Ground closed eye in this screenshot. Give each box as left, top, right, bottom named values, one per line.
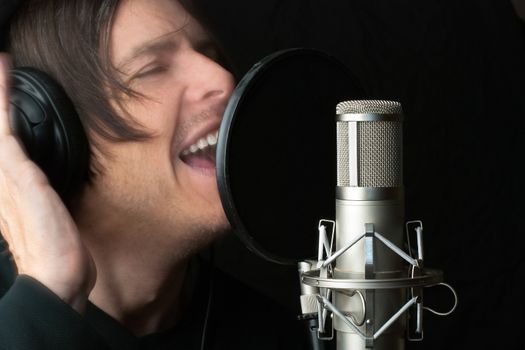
left=134, top=64, right=170, bottom=79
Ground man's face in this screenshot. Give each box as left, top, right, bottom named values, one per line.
left=89, top=0, right=235, bottom=250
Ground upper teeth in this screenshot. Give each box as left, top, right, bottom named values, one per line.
left=182, top=130, right=219, bottom=156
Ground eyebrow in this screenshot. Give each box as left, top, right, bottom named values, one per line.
left=117, top=31, right=180, bottom=70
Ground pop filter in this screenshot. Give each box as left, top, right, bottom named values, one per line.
left=217, top=48, right=365, bottom=265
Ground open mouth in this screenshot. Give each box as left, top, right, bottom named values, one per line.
left=180, top=130, right=219, bottom=170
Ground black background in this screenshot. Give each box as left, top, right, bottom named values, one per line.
left=1, top=0, right=525, bottom=348
left=193, top=0, right=525, bottom=349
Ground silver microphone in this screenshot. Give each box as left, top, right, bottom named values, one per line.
left=334, top=100, right=405, bottom=350
left=298, top=100, right=456, bottom=350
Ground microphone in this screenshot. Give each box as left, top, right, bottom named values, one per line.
left=334, top=100, right=405, bottom=349
left=298, top=100, right=457, bottom=350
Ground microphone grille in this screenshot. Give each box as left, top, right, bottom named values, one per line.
left=336, top=100, right=403, bottom=188
left=336, top=100, right=403, bottom=115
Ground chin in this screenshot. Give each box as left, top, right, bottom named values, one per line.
left=185, top=200, right=230, bottom=235
left=208, top=204, right=231, bottom=234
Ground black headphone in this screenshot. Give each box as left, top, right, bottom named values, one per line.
left=1, top=0, right=90, bottom=200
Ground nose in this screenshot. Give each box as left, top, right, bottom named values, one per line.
left=183, top=50, right=236, bottom=107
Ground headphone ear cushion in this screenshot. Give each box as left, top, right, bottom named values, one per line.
left=8, top=67, right=90, bottom=199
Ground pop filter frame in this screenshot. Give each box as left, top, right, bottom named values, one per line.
left=217, top=48, right=366, bottom=265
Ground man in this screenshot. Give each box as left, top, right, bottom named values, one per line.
left=0, top=0, right=305, bottom=348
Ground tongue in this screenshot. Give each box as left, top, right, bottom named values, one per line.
left=181, top=152, right=216, bottom=169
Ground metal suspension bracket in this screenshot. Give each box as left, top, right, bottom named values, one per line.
left=299, top=219, right=458, bottom=346
left=406, top=221, right=424, bottom=341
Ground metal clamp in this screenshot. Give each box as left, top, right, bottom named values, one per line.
left=301, top=267, right=443, bottom=290
left=300, top=219, right=457, bottom=345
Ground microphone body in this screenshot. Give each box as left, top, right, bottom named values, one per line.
left=334, top=101, right=405, bottom=349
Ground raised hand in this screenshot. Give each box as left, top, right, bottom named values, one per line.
left=0, top=54, right=96, bottom=314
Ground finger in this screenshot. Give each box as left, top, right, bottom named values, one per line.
left=0, top=133, right=34, bottom=172
left=0, top=54, right=13, bottom=136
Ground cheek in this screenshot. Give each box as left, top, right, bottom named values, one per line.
left=98, top=141, right=176, bottom=199
left=124, top=90, right=182, bottom=138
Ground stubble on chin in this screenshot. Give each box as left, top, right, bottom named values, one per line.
left=168, top=209, right=231, bottom=257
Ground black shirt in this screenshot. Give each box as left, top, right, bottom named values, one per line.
left=0, top=261, right=307, bottom=350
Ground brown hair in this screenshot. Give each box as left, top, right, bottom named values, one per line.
left=8, top=0, right=233, bottom=177
left=8, top=0, right=151, bottom=175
